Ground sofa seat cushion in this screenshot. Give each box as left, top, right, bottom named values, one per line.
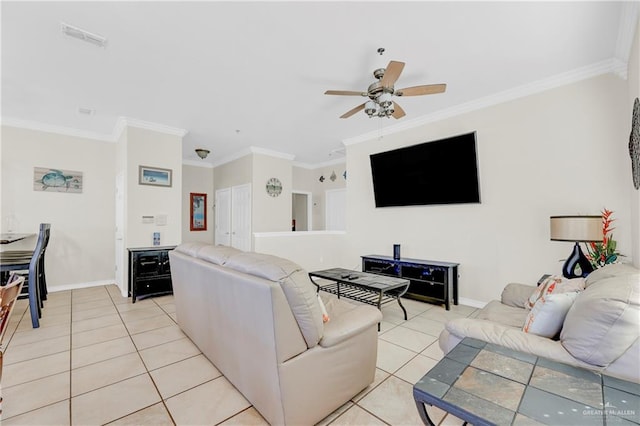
left=225, top=252, right=324, bottom=348
left=560, top=272, right=640, bottom=367
left=476, top=300, right=528, bottom=328
left=319, top=296, right=382, bottom=347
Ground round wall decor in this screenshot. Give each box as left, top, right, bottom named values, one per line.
left=266, top=177, right=282, bottom=197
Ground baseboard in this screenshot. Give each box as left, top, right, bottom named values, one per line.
left=48, top=280, right=116, bottom=293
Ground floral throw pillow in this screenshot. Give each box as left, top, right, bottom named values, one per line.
left=526, top=276, right=585, bottom=309
left=318, top=295, right=330, bottom=323
left=523, top=292, right=580, bottom=338
left=527, top=276, right=560, bottom=309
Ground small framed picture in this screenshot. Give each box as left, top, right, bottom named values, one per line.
left=139, top=166, right=172, bottom=187
left=190, top=193, right=207, bottom=231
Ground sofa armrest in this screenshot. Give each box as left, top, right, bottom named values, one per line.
left=501, top=283, right=536, bottom=308
left=440, top=318, right=598, bottom=370
left=319, top=305, right=382, bottom=347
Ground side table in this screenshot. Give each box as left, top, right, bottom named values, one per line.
left=413, top=337, right=640, bottom=425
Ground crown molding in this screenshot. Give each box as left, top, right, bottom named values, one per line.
left=343, top=59, right=616, bottom=146
left=249, top=146, right=296, bottom=161
left=293, top=157, right=346, bottom=170
left=1, top=117, right=115, bottom=142
left=612, top=2, right=640, bottom=79
left=183, top=159, right=214, bottom=168
left=212, top=146, right=295, bottom=168
left=114, top=117, right=188, bottom=139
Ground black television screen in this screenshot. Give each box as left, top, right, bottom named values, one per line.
left=370, top=132, right=480, bottom=207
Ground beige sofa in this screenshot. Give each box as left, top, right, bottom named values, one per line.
left=169, top=242, right=383, bottom=425
left=439, top=263, right=640, bottom=383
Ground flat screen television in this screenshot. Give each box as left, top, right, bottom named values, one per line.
left=369, top=132, right=480, bottom=207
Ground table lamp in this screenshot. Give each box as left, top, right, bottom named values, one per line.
left=550, top=215, right=602, bottom=278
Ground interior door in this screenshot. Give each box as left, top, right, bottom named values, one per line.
left=325, top=188, right=346, bottom=231
left=231, top=184, right=251, bottom=251
left=215, top=188, right=231, bottom=246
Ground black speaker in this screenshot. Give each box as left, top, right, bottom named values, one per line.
left=393, top=244, right=401, bottom=260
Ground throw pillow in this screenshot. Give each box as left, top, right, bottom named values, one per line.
left=318, top=295, right=330, bottom=323
left=523, top=291, right=580, bottom=338
left=526, top=276, right=585, bottom=309
left=526, top=275, right=560, bottom=309
left=554, top=277, right=586, bottom=294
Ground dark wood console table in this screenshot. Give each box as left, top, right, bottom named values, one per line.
left=361, top=255, right=459, bottom=310
left=128, top=246, right=176, bottom=303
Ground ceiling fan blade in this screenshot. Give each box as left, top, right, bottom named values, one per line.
left=325, top=90, right=366, bottom=96
left=380, top=61, right=405, bottom=88
left=391, top=102, right=406, bottom=119
left=340, top=103, right=365, bottom=119
left=395, top=84, right=447, bottom=97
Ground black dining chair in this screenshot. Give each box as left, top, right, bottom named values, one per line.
left=0, top=223, right=51, bottom=328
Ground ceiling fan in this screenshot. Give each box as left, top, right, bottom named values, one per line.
left=325, top=48, right=446, bottom=119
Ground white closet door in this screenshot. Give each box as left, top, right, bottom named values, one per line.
left=215, top=188, right=232, bottom=246
left=231, top=184, right=252, bottom=251
left=325, top=188, right=346, bottom=231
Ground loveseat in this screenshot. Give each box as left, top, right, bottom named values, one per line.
left=169, top=242, right=383, bottom=425
left=439, top=263, right=640, bottom=383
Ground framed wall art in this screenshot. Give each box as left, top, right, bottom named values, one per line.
left=33, top=167, right=83, bottom=193
left=190, top=192, right=207, bottom=231
left=139, top=166, right=172, bottom=187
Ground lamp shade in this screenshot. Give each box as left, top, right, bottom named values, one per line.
left=550, top=216, right=601, bottom=242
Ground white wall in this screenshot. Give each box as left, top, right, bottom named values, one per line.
left=252, top=154, right=292, bottom=233
left=123, top=126, right=183, bottom=249
left=254, top=231, right=348, bottom=271
left=345, top=73, right=632, bottom=305
left=1, top=126, right=116, bottom=288
left=292, top=162, right=346, bottom=231
left=182, top=164, right=214, bottom=243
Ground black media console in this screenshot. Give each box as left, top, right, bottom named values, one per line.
left=361, top=255, right=459, bottom=310
left=128, top=246, right=176, bottom=303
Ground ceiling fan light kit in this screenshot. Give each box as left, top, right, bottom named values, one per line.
left=325, top=48, right=446, bottom=120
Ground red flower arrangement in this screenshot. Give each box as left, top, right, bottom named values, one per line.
left=585, top=208, right=621, bottom=268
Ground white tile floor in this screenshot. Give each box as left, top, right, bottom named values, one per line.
left=1, top=285, right=478, bottom=425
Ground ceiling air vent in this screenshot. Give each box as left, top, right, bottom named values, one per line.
left=61, top=22, right=107, bottom=48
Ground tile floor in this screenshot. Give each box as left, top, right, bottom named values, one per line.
left=1, top=285, right=478, bottom=425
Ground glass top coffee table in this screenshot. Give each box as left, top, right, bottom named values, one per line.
left=413, top=337, right=640, bottom=425
left=309, top=267, right=409, bottom=330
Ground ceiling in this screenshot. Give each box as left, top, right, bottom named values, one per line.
left=1, top=1, right=637, bottom=167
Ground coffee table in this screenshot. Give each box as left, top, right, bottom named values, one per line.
left=308, top=268, right=410, bottom=329
left=413, top=337, right=640, bottom=425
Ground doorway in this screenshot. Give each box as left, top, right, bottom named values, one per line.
left=292, top=191, right=312, bottom=231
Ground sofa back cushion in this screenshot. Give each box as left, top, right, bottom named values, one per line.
left=175, top=242, right=208, bottom=257
left=225, top=252, right=324, bottom=348
left=560, top=271, right=640, bottom=367
left=585, top=263, right=639, bottom=287
left=197, top=245, right=242, bottom=265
